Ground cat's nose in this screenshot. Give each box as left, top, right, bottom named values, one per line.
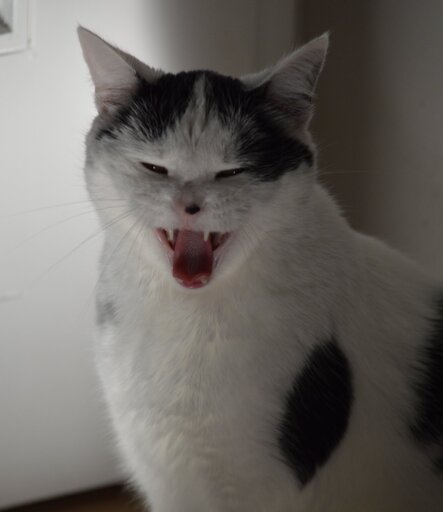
left=184, top=204, right=201, bottom=215
left=174, top=196, right=202, bottom=218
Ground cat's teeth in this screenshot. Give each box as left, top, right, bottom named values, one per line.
left=204, top=230, right=210, bottom=242
left=167, top=229, right=174, bottom=242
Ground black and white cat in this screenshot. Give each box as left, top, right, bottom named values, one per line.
left=78, top=27, right=443, bottom=512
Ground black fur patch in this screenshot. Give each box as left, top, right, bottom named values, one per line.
left=278, top=340, right=353, bottom=486
left=410, top=294, right=443, bottom=472
left=98, top=72, right=198, bottom=142
left=204, top=71, right=314, bottom=181
left=98, top=70, right=313, bottom=181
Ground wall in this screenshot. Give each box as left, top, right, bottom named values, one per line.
left=0, top=0, right=297, bottom=508
left=299, top=0, right=443, bottom=277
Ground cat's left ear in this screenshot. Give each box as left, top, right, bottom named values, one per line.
left=243, top=33, right=329, bottom=128
left=77, top=26, right=163, bottom=114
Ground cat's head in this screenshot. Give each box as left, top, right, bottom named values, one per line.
left=79, top=27, right=328, bottom=290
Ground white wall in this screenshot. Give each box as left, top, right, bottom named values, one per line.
left=0, top=0, right=297, bottom=508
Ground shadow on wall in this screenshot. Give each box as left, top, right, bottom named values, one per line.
left=139, top=0, right=257, bottom=75
left=297, top=0, right=375, bottom=232
left=139, top=0, right=297, bottom=76
left=298, top=0, right=443, bottom=277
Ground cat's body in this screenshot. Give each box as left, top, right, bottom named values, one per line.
left=78, top=28, right=443, bottom=511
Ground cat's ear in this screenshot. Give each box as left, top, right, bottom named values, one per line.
left=243, top=33, right=329, bottom=127
left=77, top=26, right=163, bottom=114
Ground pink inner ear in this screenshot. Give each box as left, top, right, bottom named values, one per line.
left=95, top=85, right=136, bottom=113
left=78, top=27, right=139, bottom=112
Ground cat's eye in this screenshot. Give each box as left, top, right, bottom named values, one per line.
left=215, top=168, right=245, bottom=179
left=141, top=162, right=168, bottom=176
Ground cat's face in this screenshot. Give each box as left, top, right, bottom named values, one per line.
left=80, top=28, right=327, bottom=289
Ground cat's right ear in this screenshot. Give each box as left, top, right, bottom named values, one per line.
left=242, top=33, right=329, bottom=128
left=77, top=27, right=162, bottom=114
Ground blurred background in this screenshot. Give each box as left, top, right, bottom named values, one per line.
left=0, top=0, right=442, bottom=510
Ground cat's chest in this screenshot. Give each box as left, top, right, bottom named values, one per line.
left=98, top=291, right=313, bottom=428
left=99, top=300, right=303, bottom=509
left=106, top=307, right=277, bottom=400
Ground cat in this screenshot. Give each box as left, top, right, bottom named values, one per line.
left=78, top=27, right=443, bottom=512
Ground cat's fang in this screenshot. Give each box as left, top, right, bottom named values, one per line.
left=156, top=228, right=230, bottom=255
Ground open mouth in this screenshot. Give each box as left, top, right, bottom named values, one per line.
left=156, top=229, right=230, bottom=289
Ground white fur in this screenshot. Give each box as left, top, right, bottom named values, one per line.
left=93, top=184, right=443, bottom=511
left=80, top=31, right=443, bottom=511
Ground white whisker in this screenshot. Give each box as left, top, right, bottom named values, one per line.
left=29, top=208, right=137, bottom=286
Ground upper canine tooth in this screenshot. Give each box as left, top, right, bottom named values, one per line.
left=204, top=230, right=210, bottom=242
left=167, top=229, right=174, bottom=242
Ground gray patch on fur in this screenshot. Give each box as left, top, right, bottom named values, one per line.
left=96, top=299, right=117, bottom=326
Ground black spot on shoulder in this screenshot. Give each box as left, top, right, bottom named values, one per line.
left=410, top=293, right=443, bottom=472
left=278, top=340, right=353, bottom=486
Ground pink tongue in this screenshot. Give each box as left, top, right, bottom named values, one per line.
left=173, top=230, right=213, bottom=288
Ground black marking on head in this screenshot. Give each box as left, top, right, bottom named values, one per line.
left=96, top=72, right=199, bottom=141
left=203, top=72, right=314, bottom=181
left=278, top=340, right=353, bottom=486
left=96, top=69, right=314, bottom=180
left=96, top=299, right=117, bottom=326
left=95, top=127, right=117, bottom=140
left=410, top=293, right=443, bottom=473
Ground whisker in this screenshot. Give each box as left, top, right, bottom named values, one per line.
left=5, top=205, right=129, bottom=256
left=29, top=208, right=137, bottom=286
left=125, top=217, right=145, bottom=270
left=6, top=198, right=126, bottom=218
left=78, top=214, right=144, bottom=320
left=136, top=211, right=149, bottom=288
left=320, top=168, right=370, bottom=176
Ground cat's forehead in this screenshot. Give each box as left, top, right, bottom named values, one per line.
left=126, top=70, right=251, bottom=138
left=123, top=71, right=256, bottom=172
left=157, top=70, right=253, bottom=125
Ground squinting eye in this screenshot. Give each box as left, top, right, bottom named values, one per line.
left=141, top=162, right=168, bottom=176
left=215, top=168, right=245, bottom=179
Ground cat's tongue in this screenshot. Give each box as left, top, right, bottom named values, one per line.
left=172, top=230, right=213, bottom=288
